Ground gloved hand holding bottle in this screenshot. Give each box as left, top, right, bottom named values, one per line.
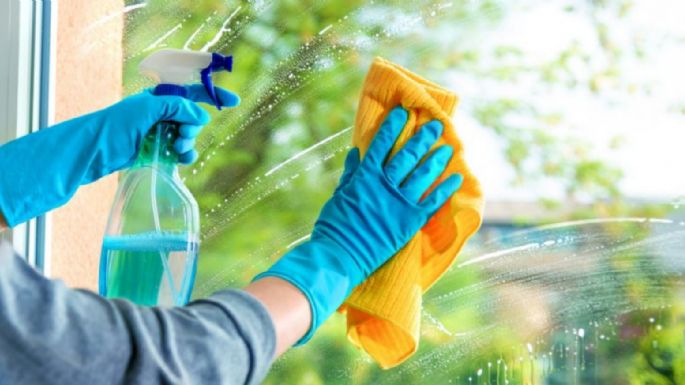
left=0, top=84, right=239, bottom=228
left=254, top=106, right=463, bottom=343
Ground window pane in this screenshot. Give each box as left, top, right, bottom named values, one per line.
left=118, top=1, right=685, bottom=383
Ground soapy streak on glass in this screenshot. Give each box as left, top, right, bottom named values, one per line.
left=363, top=220, right=685, bottom=384
left=189, top=1, right=485, bottom=161
left=200, top=127, right=352, bottom=240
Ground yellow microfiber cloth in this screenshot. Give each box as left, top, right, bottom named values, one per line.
left=341, top=57, right=484, bottom=368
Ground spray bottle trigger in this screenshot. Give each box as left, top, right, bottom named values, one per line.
left=200, top=53, right=233, bottom=111
left=153, top=84, right=188, bottom=98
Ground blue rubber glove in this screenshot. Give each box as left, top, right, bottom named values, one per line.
left=254, top=106, right=463, bottom=343
left=0, top=84, right=239, bottom=227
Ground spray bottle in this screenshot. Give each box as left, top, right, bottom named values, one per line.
left=99, top=49, right=233, bottom=306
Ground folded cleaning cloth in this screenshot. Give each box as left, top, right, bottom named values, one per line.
left=341, top=57, right=484, bottom=368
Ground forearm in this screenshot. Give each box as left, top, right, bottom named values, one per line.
left=0, top=241, right=276, bottom=385
left=0, top=207, right=309, bottom=360
left=244, top=277, right=312, bottom=356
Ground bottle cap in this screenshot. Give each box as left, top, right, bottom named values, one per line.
left=140, top=49, right=233, bottom=110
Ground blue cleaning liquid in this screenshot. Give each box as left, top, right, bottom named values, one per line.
left=99, top=232, right=198, bottom=306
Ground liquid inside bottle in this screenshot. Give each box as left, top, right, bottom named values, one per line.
left=99, top=122, right=200, bottom=306
left=101, top=232, right=198, bottom=306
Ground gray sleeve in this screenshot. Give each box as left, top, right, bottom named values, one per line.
left=0, top=241, right=276, bottom=385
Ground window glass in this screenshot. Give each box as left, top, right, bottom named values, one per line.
left=119, top=1, right=685, bottom=383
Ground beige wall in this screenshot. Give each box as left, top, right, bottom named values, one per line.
left=50, top=1, right=124, bottom=289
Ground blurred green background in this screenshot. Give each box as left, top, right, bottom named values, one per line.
left=120, top=0, right=685, bottom=383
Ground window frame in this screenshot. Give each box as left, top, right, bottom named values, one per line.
left=0, top=0, right=56, bottom=271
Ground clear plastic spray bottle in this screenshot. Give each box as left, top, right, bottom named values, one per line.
left=99, top=49, right=233, bottom=306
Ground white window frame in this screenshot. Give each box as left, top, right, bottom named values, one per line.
left=0, top=0, right=56, bottom=271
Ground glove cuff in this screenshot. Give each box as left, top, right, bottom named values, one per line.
left=253, top=237, right=364, bottom=345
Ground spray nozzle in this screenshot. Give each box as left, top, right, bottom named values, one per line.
left=201, top=53, right=233, bottom=110
left=139, top=49, right=233, bottom=110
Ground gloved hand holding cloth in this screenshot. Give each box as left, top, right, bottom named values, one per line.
left=255, top=104, right=462, bottom=342
left=256, top=57, right=483, bottom=367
